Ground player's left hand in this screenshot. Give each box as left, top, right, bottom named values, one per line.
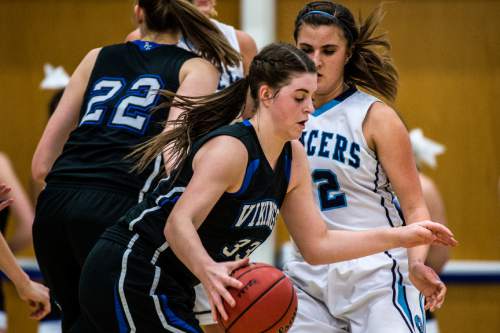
left=15, top=279, right=51, bottom=320
left=409, top=262, right=446, bottom=312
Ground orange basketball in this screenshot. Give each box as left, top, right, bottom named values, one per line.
left=218, top=263, right=297, bottom=333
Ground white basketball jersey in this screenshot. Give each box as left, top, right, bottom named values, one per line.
left=302, top=88, right=403, bottom=231
left=177, top=19, right=245, bottom=91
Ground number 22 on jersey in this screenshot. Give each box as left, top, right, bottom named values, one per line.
left=80, top=75, right=164, bottom=135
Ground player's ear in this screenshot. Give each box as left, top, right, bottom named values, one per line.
left=134, top=4, right=145, bottom=25
left=259, top=85, right=274, bottom=107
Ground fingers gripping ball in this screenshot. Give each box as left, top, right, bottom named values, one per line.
left=218, top=263, right=297, bottom=333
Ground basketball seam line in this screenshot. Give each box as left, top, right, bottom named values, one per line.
left=261, top=283, right=296, bottom=333
left=226, top=275, right=286, bottom=332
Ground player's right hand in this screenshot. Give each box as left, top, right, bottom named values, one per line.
left=200, top=257, right=249, bottom=322
left=398, top=221, right=457, bottom=248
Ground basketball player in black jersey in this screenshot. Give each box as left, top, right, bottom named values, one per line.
left=31, top=1, right=240, bottom=331
left=70, top=43, right=457, bottom=333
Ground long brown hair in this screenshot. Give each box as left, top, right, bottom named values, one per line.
left=138, top=0, right=239, bottom=71
left=294, top=1, right=398, bottom=102
left=133, top=43, right=316, bottom=174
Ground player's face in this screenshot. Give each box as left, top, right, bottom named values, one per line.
left=296, top=24, right=350, bottom=103
left=269, top=73, right=317, bottom=140
left=192, top=0, right=216, bottom=16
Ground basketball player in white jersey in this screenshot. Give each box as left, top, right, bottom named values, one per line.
left=284, top=2, right=448, bottom=333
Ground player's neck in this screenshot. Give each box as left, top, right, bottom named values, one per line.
left=313, top=81, right=349, bottom=109
left=141, top=31, right=180, bottom=45
left=248, top=116, right=285, bottom=171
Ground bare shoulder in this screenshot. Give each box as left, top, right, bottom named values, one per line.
left=364, top=102, right=401, bottom=128
left=235, top=30, right=257, bottom=53
left=193, top=135, right=249, bottom=192
left=363, top=101, right=408, bottom=150
left=235, top=30, right=257, bottom=74
left=180, top=57, right=218, bottom=80
left=81, top=48, right=102, bottom=66
left=182, top=57, right=217, bottom=72
left=193, top=135, right=248, bottom=171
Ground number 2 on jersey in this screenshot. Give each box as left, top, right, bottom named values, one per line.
left=312, top=169, right=347, bottom=210
left=80, top=75, right=163, bottom=134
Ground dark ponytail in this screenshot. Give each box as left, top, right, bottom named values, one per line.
left=138, top=0, right=240, bottom=71
left=294, top=1, right=398, bottom=102
left=134, top=78, right=249, bottom=173
left=133, top=43, right=316, bottom=174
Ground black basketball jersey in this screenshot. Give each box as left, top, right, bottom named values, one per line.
left=46, top=41, right=197, bottom=194
left=104, top=120, right=292, bottom=287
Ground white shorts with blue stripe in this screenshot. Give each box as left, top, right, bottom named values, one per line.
left=284, top=248, right=426, bottom=333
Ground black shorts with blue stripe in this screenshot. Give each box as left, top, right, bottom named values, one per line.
left=73, top=226, right=202, bottom=333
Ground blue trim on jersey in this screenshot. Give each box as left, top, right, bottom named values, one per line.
left=159, top=195, right=180, bottom=207
left=242, top=119, right=252, bottom=127
left=159, top=295, right=199, bottom=333
left=312, top=87, right=357, bottom=117
left=397, top=268, right=414, bottom=328
left=386, top=251, right=415, bottom=333
left=131, top=40, right=171, bottom=51
left=230, top=159, right=260, bottom=196
left=416, top=293, right=426, bottom=333
left=114, top=283, right=128, bottom=333
left=373, top=162, right=395, bottom=227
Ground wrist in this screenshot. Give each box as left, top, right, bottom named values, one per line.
left=12, top=271, right=30, bottom=292
left=389, top=227, right=403, bottom=249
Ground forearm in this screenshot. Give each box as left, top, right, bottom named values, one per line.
left=0, top=234, right=29, bottom=289
left=164, top=217, right=214, bottom=280
left=404, top=207, right=431, bottom=265
left=307, top=228, right=400, bottom=265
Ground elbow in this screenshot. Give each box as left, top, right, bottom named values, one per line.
left=31, top=159, right=50, bottom=182
left=300, top=246, right=326, bottom=266
left=163, top=217, right=179, bottom=245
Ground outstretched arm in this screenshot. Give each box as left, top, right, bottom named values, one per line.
left=281, top=141, right=456, bottom=265
left=0, top=153, right=34, bottom=252
left=0, top=184, right=50, bottom=320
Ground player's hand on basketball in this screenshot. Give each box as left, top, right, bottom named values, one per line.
left=398, top=221, right=457, bottom=248
left=409, top=262, right=446, bottom=312
left=0, top=183, right=13, bottom=212
left=15, top=279, right=51, bottom=320
left=201, top=257, right=250, bottom=322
